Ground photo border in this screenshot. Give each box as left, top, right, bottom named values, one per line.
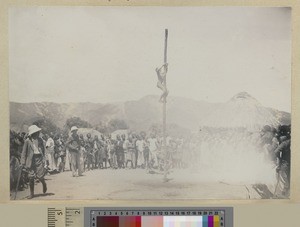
left=1, top=0, right=299, bottom=206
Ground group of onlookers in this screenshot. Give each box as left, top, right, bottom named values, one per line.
left=66, top=126, right=186, bottom=177
left=10, top=123, right=291, bottom=199
left=259, top=124, right=291, bottom=198
left=10, top=125, right=187, bottom=198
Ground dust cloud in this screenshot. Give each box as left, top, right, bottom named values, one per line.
left=180, top=129, right=277, bottom=186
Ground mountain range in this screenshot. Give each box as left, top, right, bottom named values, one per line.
left=10, top=92, right=291, bottom=133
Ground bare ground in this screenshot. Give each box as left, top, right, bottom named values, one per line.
left=12, top=168, right=262, bottom=200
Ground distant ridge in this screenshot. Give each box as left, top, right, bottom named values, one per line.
left=10, top=93, right=290, bottom=133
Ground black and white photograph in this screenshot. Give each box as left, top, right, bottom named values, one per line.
left=9, top=7, right=291, bottom=200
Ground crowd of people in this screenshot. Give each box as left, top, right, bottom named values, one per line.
left=258, top=124, right=291, bottom=198
left=10, top=123, right=291, bottom=199
left=63, top=126, right=188, bottom=177
left=10, top=125, right=187, bottom=198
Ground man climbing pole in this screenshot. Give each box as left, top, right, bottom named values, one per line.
left=155, top=29, right=171, bottom=182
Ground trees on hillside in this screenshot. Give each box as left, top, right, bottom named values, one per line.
left=32, top=118, right=61, bottom=135
left=64, top=117, right=92, bottom=131
left=96, top=119, right=128, bottom=134
left=32, top=116, right=129, bottom=136
left=108, top=119, right=128, bottom=131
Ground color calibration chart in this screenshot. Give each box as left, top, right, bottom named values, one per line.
left=48, top=207, right=233, bottom=227
left=86, top=207, right=233, bottom=227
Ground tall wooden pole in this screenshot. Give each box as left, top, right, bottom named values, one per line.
left=163, top=29, right=168, bottom=181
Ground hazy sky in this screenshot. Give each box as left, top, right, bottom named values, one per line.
left=9, top=7, right=291, bottom=112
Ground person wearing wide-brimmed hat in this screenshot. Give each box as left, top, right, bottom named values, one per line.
left=21, top=125, right=47, bottom=199
left=66, top=126, right=82, bottom=177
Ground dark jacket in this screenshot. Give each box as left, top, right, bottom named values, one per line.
left=66, top=134, right=80, bottom=152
